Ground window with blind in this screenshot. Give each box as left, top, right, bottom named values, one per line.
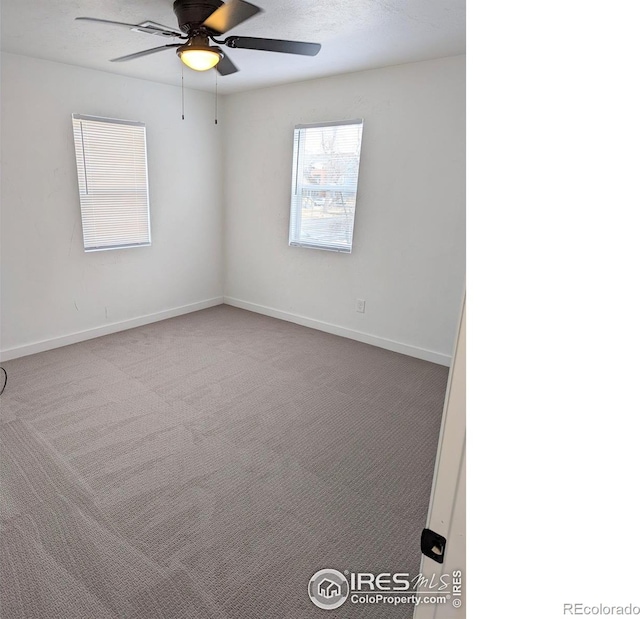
left=289, top=119, right=364, bottom=253
left=72, top=114, right=151, bottom=252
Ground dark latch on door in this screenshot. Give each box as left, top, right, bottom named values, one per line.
left=421, top=528, right=447, bottom=564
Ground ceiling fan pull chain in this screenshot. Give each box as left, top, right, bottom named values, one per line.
left=215, top=71, right=218, bottom=125
left=181, top=63, right=185, bottom=120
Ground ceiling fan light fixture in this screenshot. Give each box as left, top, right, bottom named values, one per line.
left=177, top=45, right=221, bottom=71
left=80, top=0, right=322, bottom=76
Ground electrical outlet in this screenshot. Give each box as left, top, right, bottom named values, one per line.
left=356, top=299, right=366, bottom=313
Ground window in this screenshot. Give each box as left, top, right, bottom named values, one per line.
left=72, top=114, right=151, bottom=252
left=289, top=119, right=364, bottom=253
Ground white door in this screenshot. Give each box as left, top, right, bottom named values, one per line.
left=414, top=295, right=466, bottom=619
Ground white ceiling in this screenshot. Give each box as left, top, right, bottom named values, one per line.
left=1, top=0, right=465, bottom=94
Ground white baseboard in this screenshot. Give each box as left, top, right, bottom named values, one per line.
left=224, top=297, right=451, bottom=367
left=0, top=297, right=224, bottom=362
left=1, top=296, right=451, bottom=367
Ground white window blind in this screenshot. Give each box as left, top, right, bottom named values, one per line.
left=289, top=119, right=364, bottom=253
left=72, top=114, right=151, bottom=252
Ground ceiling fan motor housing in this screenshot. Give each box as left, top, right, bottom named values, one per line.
left=173, top=0, right=224, bottom=33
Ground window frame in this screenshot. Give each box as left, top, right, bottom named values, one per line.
left=72, top=113, right=151, bottom=253
left=288, top=119, right=364, bottom=254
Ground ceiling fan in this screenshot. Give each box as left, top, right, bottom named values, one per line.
left=76, top=0, right=321, bottom=75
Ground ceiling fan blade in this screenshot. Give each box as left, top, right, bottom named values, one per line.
left=110, top=44, right=182, bottom=63
left=225, top=36, right=321, bottom=56
left=216, top=53, right=239, bottom=76
left=203, top=0, right=262, bottom=35
left=76, top=17, right=184, bottom=38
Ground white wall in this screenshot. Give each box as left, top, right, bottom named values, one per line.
left=222, top=55, right=465, bottom=364
left=1, top=54, right=465, bottom=363
left=0, top=53, right=224, bottom=359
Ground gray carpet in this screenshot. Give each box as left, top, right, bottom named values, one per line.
left=0, top=305, right=448, bottom=618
